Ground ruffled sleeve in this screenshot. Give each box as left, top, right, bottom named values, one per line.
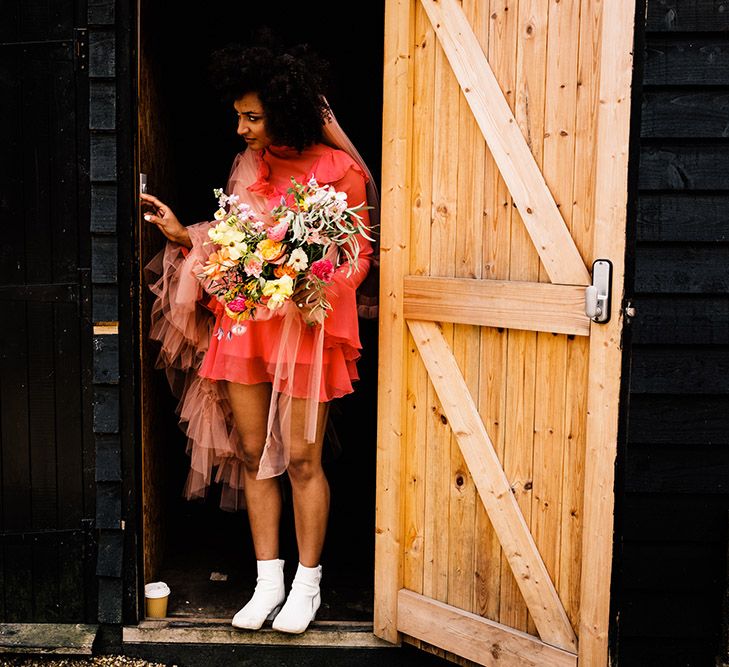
left=311, top=150, right=374, bottom=346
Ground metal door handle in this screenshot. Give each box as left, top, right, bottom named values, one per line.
left=585, top=259, right=612, bottom=324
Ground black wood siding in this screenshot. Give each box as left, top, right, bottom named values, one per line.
left=0, top=0, right=96, bottom=623
left=614, top=1, right=729, bottom=664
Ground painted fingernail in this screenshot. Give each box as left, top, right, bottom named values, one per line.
left=144, top=214, right=151, bottom=221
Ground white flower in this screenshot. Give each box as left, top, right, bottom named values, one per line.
left=213, top=207, right=227, bottom=220
left=286, top=248, right=309, bottom=272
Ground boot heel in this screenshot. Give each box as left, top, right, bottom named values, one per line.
left=266, top=603, right=283, bottom=621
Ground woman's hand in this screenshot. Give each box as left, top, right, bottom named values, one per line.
left=140, top=192, right=192, bottom=248
left=292, top=280, right=326, bottom=326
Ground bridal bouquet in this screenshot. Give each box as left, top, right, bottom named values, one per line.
left=197, top=176, right=373, bottom=335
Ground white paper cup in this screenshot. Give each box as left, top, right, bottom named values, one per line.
left=144, top=581, right=170, bottom=618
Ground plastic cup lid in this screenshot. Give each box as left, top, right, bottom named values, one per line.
left=144, top=581, right=170, bottom=598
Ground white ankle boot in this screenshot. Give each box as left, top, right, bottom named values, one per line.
left=271, top=562, right=322, bottom=634
left=231, top=558, right=285, bottom=630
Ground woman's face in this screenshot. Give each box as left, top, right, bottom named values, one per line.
left=234, top=92, right=273, bottom=151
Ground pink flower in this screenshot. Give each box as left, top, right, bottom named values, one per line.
left=244, top=255, right=263, bottom=277
left=266, top=219, right=289, bottom=242
left=226, top=296, right=247, bottom=312
left=310, top=258, right=335, bottom=283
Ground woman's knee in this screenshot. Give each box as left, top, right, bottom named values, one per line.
left=240, top=440, right=265, bottom=474
left=287, top=455, right=323, bottom=485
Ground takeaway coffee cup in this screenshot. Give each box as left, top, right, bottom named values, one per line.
left=144, top=581, right=170, bottom=618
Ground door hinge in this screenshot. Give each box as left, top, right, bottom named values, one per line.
left=74, top=27, right=88, bottom=71
left=585, top=259, right=613, bottom=324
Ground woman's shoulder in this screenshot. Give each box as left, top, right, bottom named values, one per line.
left=310, top=144, right=368, bottom=185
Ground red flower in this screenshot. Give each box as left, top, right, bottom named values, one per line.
left=310, top=258, right=334, bottom=283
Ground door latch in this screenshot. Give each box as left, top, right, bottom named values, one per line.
left=585, top=259, right=612, bottom=324
left=139, top=173, right=148, bottom=194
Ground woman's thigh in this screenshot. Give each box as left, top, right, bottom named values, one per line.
left=287, top=399, right=329, bottom=469
left=226, top=381, right=272, bottom=460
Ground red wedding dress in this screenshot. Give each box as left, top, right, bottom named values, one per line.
left=143, top=142, right=374, bottom=511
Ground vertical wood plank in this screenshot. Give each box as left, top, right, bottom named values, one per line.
left=579, top=0, right=635, bottom=662
left=529, top=0, right=582, bottom=637
left=499, top=0, right=548, bottom=634
left=447, top=0, right=485, bottom=646
left=559, top=0, right=604, bottom=629
left=420, top=20, right=460, bottom=664
left=374, top=0, right=415, bottom=644
left=402, top=3, right=435, bottom=655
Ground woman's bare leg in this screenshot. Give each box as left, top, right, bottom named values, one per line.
left=226, top=381, right=281, bottom=560
left=286, top=400, right=330, bottom=567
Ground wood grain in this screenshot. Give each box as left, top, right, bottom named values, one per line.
left=403, top=276, right=590, bottom=335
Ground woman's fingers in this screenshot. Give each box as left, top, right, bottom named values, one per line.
left=140, top=192, right=165, bottom=208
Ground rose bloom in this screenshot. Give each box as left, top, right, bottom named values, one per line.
left=266, top=219, right=289, bottom=242
left=244, top=255, right=263, bottom=278
left=310, top=258, right=335, bottom=283
left=256, top=238, right=286, bottom=263
left=226, top=296, right=247, bottom=312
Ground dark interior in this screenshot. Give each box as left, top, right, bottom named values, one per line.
left=138, top=0, right=384, bottom=622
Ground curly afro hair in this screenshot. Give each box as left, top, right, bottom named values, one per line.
left=207, top=39, right=333, bottom=153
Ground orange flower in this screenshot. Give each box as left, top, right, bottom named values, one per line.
left=274, top=264, right=297, bottom=279
left=200, top=247, right=236, bottom=282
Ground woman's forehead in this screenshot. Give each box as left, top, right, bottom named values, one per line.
left=234, top=92, right=263, bottom=113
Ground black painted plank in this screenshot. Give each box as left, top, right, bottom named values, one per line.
left=32, top=541, right=60, bottom=621
left=93, top=333, right=119, bottom=384
left=0, top=302, right=31, bottom=530
left=93, top=386, right=119, bottom=434
left=96, top=531, right=123, bottom=578
left=97, top=576, right=122, bottom=624
left=96, top=482, right=121, bottom=529
left=90, top=134, right=117, bottom=182
left=58, top=531, right=86, bottom=621
left=22, top=56, right=53, bottom=284
left=645, top=37, right=729, bottom=86
left=639, top=144, right=729, bottom=190
left=92, top=285, right=118, bottom=322
left=637, top=194, right=729, bottom=241
left=90, top=80, right=116, bottom=131
left=50, top=56, right=79, bottom=284
left=90, top=184, right=117, bottom=233
left=641, top=90, right=729, bottom=138
left=96, top=435, right=121, bottom=482
left=27, top=301, right=58, bottom=529
left=630, top=295, right=729, bottom=344
left=3, top=545, right=34, bottom=621
left=630, top=345, right=729, bottom=393
left=620, top=494, right=727, bottom=542
left=628, top=394, right=729, bottom=444
left=91, top=236, right=118, bottom=284
left=621, top=542, right=725, bottom=591
left=646, top=0, right=729, bottom=32
left=625, top=445, right=729, bottom=493
left=88, top=0, right=115, bottom=25
left=618, top=637, right=719, bottom=667
left=55, top=301, right=85, bottom=530
left=89, top=29, right=116, bottom=78
left=619, top=590, right=722, bottom=637
left=634, top=244, right=729, bottom=293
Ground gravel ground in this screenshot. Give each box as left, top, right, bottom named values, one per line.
left=0, top=657, right=171, bottom=667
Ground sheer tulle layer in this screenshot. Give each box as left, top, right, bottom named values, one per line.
left=143, top=140, right=376, bottom=511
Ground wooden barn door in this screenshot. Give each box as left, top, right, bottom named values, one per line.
left=374, top=1, right=636, bottom=665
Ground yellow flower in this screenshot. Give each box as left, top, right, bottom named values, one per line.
left=256, top=238, right=286, bottom=262
left=261, top=275, right=294, bottom=310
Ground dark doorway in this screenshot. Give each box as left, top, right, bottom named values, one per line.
left=137, top=1, right=384, bottom=623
